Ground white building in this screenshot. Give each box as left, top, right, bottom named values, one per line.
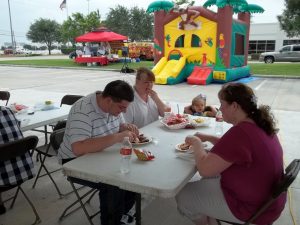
left=249, top=23, right=300, bottom=54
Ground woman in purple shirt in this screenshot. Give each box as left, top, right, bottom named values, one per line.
left=176, top=83, right=286, bottom=225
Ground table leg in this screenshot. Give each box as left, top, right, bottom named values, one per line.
left=135, top=193, right=142, bottom=225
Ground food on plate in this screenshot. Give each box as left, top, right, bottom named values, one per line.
left=165, top=114, right=188, bottom=126
left=193, top=118, right=205, bottom=123
left=45, top=100, right=53, bottom=105
left=132, top=134, right=149, bottom=144
left=9, top=103, right=28, bottom=113
left=179, top=143, right=191, bottom=151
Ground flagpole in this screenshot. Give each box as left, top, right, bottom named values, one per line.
left=8, top=0, right=15, bottom=54
left=66, top=4, right=69, bottom=18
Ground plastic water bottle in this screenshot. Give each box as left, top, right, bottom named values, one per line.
left=120, top=137, right=132, bottom=174
left=215, top=111, right=223, bottom=137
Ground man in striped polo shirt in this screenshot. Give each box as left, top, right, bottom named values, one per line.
left=58, top=80, right=139, bottom=225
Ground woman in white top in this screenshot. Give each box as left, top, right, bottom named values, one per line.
left=123, top=67, right=171, bottom=128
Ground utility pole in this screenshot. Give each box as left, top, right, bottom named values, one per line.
left=8, top=0, right=15, bottom=54
left=87, top=0, right=90, bottom=15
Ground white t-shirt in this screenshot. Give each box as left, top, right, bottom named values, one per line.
left=123, top=89, right=159, bottom=128
left=84, top=46, right=91, bottom=55
left=58, top=92, right=124, bottom=160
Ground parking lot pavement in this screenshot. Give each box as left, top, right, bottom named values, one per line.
left=0, top=66, right=299, bottom=225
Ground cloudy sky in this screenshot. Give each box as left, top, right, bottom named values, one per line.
left=0, top=0, right=285, bottom=45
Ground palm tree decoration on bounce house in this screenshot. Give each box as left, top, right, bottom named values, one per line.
left=147, top=0, right=264, bottom=85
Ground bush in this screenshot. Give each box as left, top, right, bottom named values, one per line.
left=61, top=47, right=75, bottom=55
left=250, top=53, right=260, bottom=60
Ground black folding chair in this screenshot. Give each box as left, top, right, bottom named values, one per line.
left=47, top=94, right=83, bottom=132
left=0, top=91, right=10, bottom=106
left=60, top=94, right=83, bottom=107
left=217, top=159, right=300, bottom=225
left=32, top=127, right=66, bottom=198
left=0, top=136, right=41, bottom=225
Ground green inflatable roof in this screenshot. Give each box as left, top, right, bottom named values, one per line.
left=147, top=1, right=174, bottom=13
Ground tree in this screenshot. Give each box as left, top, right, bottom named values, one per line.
left=105, top=5, right=153, bottom=41
left=27, top=18, right=61, bottom=55
left=60, top=11, right=101, bottom=46
left=129, top=7, right=153, bottom=41
left=105, top=5, right=131, bottom=37
left=278, top=0, right=300, bottom=37
left=23, top=44, right=33, bottom=50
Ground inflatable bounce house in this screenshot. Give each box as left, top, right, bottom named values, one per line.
left=146, top=0, right=264, bottom=85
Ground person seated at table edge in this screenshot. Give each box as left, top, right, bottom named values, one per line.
left=176, top=83, right=286, bottom=225
left=184, top=94, right=218, bottom=117
left=123, top=67, right=171, bottom=128
left=58, top=80, right=139, bottom=159
left=0, top=106, right=35, bottom=215
left=57, top=80, right=139, bottom=225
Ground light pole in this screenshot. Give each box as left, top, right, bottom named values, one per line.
left=87, top=0, right=90, bottom=15
left=7, top=0, right=15, bottom=54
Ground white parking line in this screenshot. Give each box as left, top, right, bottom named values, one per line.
left=254, top=79, right=267, bottom=90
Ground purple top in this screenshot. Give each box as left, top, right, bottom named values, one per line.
left=211, top=121, right=286, bottom=224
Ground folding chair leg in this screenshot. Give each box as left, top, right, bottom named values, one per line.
left=59, top=188, right=96, bottom=221
left=32, top=154, right=46, bottom=188
left=67, top=180, right=94, bottom=225
left=19, top=186, right=41, bottom=224
left=85, top=189, right=98, bottom=204
left=9, top=186, right=20, bottom=208
left=32, top=153, right=64, bottom=198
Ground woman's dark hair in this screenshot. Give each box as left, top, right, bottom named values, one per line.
left=218, top=83, right=278, bottom=135
left=102, top=80, right=134, bottom=103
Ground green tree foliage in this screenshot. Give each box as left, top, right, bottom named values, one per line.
left=61, top=11, right=101, bottom=46
left=105, top=5, right=153, bottom=41
left=105, top=5, right=130, bottom=37
left=129, top=7, right=153, bottom=41
left=26, top=18, right=61, bottom=55
left=278, top=0, right=300, bottom=37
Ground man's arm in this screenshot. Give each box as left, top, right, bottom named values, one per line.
left=72, top=130, right=136, bottom=156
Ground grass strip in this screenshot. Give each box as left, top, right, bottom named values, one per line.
left=0, top=59, right=299, bottom=77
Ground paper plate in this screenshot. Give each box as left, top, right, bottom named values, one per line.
left=131, top=136, right=152, bottom=146
left=189, top=117, right=210, bottom=127
left=175, top=143, right=192, bottom=152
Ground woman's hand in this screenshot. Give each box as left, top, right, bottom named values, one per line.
left=194, top=132, right=209, bottom=142
left=148, top=89, right=158, bottom=99
left=185, top=135, right=202, bottom=148
left=194, top=132, right=220, bottom=145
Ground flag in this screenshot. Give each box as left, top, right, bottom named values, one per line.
left=60, top=0, right=66, bottom=10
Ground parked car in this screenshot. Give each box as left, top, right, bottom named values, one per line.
left=16, top=48, right=32, bottom=55
left=259, top=44, right=300, bottom=63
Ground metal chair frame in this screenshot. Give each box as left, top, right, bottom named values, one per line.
left=0, top=136, right=41, bottom=225
left=217, top=159, right=300, bottom=225
left=32, top=128, right=66, bottom=198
